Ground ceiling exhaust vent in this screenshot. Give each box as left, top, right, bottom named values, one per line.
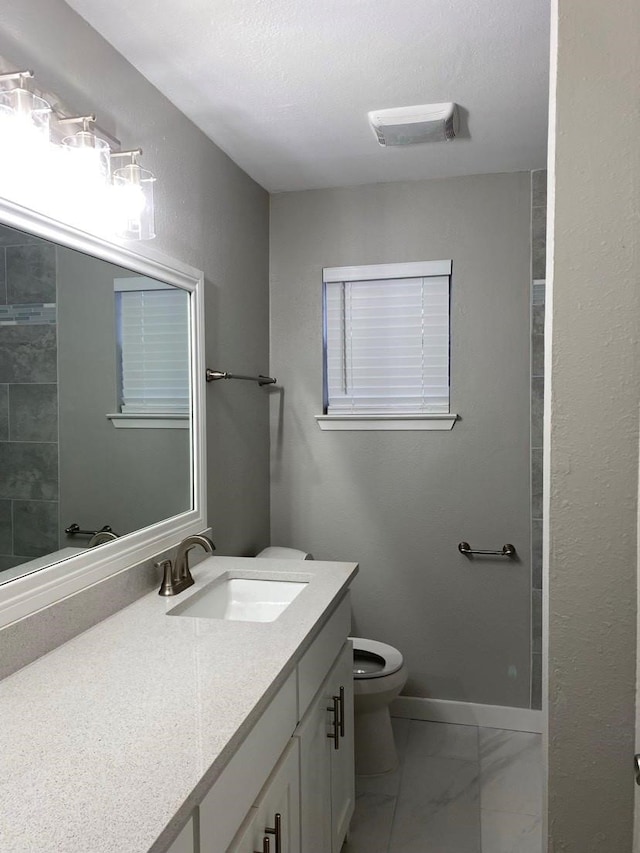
left=368, top=102, right=459, bottom=147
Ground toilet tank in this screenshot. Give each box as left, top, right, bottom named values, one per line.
left=256, top=546, right=314, bottom=560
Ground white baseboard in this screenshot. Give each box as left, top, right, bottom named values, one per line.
left=390, top=696, right=543, bottom=733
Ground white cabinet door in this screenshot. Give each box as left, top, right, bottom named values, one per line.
left=228, top=740, right=300, bottom=853
left=296, top=640, right=355, bottom=853
left=166, top=816, right=194, bottom=853
left=329, top=642, right=355, bottom=853
left=296, top=675, right=332, bottom=853
left=226, top=808, right=259, bottom=853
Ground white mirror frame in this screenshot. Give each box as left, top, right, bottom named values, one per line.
left=0, top=197, right=207, bottom=629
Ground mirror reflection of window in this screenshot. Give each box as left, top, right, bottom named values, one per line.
left=114, top=277, right=190, bottom=416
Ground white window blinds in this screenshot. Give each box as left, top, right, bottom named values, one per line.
left=116, top=283, right=190, bottom=414
left=324, top=261, right=451, bottom=415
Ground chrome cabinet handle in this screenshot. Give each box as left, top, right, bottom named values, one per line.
left=634, top=754, right=640, bottom=786
left=255, top=838, right=270, bottom=853
left=338, top=686, right=345, bottom=738
left=327, top=696, right=340, bottom=749
left=265, top=813, right=281, bottom=853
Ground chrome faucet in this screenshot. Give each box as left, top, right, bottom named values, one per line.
left=157, top=533, right=216, bottom=596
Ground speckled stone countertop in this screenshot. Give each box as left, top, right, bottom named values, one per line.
left=0, top=556, right=358, bottom=853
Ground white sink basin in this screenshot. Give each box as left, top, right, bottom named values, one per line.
left=168, top=576, right=308, bottom=622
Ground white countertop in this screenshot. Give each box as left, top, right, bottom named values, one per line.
left=0, top=556, right=358, bottom=853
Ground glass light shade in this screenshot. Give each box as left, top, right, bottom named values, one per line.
left=62, top=131, right=111, bottom=185
left=41, top=141, right=118, bottom=238
left=0, top=90, right=52, bottom=210
left=113, top=162, right=156, bottom=240
left=0, top=88, right=51, bottom=142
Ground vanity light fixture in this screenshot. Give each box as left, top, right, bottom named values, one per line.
left=0, top=70, right=52, bottom=212
left=0, top=68, right=156, bottom=240
left=0, top=70, right=51, bottom=142
left=111, top=149, right=156, bottom=241
left=55, top=114, right=114, bottom=234
left=60, top=114, right=112, bottom=186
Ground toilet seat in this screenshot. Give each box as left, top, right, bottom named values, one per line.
left=350, top=636, right=404, bottom=679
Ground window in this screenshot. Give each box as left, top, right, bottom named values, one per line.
left=108, top=276, right=190, bottom=429
left=318, top=260, right=456, bottom=430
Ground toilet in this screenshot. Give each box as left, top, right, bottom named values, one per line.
left=256, top=546, right=408, bottom=776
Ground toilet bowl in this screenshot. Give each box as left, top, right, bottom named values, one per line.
left=350, top=637, right=408, bottom=775
left=255, top=546, right=408, bottom=776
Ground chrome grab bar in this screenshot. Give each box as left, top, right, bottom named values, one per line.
left=206, top=368, right=276, bottom=386
left=458, top=542, right=516, bottom=557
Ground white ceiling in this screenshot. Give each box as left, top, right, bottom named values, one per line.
left=64, top=0, right=550, bottom=193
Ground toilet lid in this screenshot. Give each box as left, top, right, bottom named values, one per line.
left=350, top=636, right=404, bottom=679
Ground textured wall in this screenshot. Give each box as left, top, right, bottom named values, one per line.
left=547, top=0, right=640, bottom=848
left=0, top=0, right=271, bottom=558
left=270, top=172, right=532, bottom=707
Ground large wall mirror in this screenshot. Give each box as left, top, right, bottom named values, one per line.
left=0, top=199, right=206, bottom=629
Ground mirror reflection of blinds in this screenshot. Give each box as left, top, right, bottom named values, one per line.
left=117, top=288, right=190, bottom=414
left=325, top=275, right=450, bottom=414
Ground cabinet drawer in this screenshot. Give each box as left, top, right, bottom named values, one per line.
left=200, top=671, right=297, bottom=853
left=297, top=593, right=351, bottom=720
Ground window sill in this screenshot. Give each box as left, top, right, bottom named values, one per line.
left=315, top=414, right=458, bottom=431
left=106, top=413, right=190, bottom=430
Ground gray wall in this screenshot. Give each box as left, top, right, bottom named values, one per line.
left=0, top=0, right=271, bottom=557
left=270, top=172, right=532, bottom=707
left=56, top=246, right=190, bottom=542
left=547, top=0, right=640, bottom=847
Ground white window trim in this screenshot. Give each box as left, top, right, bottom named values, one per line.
left=316, top=413, right=458, bottom=431
left=114, top=275, right=172, bottom=292
left=321, top=259, right=456, bottom=430
left=323, top=259, right=452, bottom=282
left=106, top=412, right=189, bottom=430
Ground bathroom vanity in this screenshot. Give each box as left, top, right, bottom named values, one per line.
left=0, top=191, right=358, bottom=852
left=0, top=555, right=358, bottom=852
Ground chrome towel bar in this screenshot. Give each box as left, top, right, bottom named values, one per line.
left=206, top=368, right=276, bottom=386
left=65, top=523, right=115, bottom=538
left=458, top=542, right=516, bottom=558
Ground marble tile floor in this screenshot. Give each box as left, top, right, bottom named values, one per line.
left=343, top=717, right=542, bottom=853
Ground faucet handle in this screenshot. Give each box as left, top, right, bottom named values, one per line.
left=160, top=534, right=213, bottom=596
left=156, top=559, right=175, bottom=597
left=176, top=534, right=216, bottom=581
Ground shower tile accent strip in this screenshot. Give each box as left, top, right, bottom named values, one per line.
left=530, top=169, right=546, bottom=710
left=0, top=303, right=57, bottom=325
